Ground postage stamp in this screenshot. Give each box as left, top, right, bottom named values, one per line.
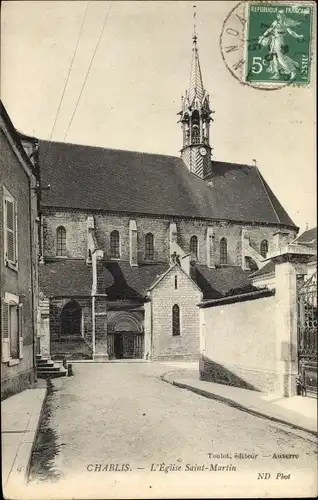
left=245, top=3, right=313, bottom=85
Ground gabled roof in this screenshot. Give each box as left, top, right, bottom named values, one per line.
left=0, top=100, right=36, bottom=178
left=294, top=227, right=317, bottom=246
left=39, top=139, right=296, bottom=228
left=39, top=259, right=92, bottom=296
left=147, top=263, right=202, bottom=294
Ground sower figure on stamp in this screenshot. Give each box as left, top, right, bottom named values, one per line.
left=258, top=9, right=304, bottom=80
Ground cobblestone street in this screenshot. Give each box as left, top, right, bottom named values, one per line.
left=28, top=363, right=317, bottom=498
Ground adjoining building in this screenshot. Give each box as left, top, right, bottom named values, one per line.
left=33, top=31, right=297, bottom=363
left=0, top=101, right=40, bottom=399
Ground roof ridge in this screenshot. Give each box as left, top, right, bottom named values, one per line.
left=39, top=138, right=257, bottom=169
left=39, top=138, right=181, bottom=160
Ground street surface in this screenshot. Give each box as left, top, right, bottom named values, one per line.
left=28, top=362, right=317, bottom=498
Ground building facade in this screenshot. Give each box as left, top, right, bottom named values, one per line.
left=35, top=32, right=297, bottom=362
left=0, top=102, right=40, bottom=399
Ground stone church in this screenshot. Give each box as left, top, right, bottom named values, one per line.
left=24, top=31, right=297, bottom=361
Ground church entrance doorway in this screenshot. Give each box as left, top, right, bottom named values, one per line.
left=107, top=311, right=144, bottom=360
left=113, top=332, right=143, bottom=359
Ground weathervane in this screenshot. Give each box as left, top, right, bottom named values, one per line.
left=193, top=5, right=197, bottom=41
left=252, top=158, right=257, bottom=167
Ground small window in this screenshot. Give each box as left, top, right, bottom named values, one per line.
left=220, top=237, right=228, bottom=265
left=174, top=275, right=178, bottom=289
left=260, top=239, right=269, bottom=258
left=172, top=304, right=180, bottom=336
left=1, top=296, right=23, bottom=363
left=3, top=188, right=18, bottom=269
left=110, top=230, right=120, bottom=258
left=190, top=235, right=198, bottom=258
left=56, top=226, right=67, bottom=256
left=145, top=233, right=154, bottom=260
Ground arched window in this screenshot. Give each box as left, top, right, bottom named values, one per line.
left=190, top=235, right=198, bottom=258
left=172, top=304, right=180, bottom=336
left=145, top=233, right=154, bottom=260
left=110, top=230, right=120, bottom=258
left=61, top=300, right=81, bottom=337
left=56, top=226, right=66, bottom=256
left=191, top=111, right=200, bottom=145
left=260, top=239, right=269, bottom=258
left=220, top=237, right=228, bottom=264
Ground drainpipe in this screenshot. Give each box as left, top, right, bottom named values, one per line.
left=91, top=248, right=104, bottom=360
left=92, top=295, right=96, bottom=359
left=29, top=175, right=37, bottom=384
left=91, top=251, right=97, bottom=360
left=150, top=293, right=154, bottom=359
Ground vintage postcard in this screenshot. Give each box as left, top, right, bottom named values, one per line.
left=1, top=1, right=317, bottom=499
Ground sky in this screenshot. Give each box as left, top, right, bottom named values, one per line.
left=1, top=0, right=316, bottom=232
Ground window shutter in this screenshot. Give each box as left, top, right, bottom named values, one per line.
left=18, top=303, right=24, bottom=359
left=4, top=198, right=16, bottom=264
left=1, top=299, right=10, bottom=362
left=15, top=203, right=18, bottom=266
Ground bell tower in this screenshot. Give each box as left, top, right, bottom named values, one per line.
left=179, top=11, right=214, bottom=179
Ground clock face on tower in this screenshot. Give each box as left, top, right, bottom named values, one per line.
left=199, top=147, right=207, bottom=157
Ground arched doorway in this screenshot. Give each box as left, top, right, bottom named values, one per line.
left=107, top=312, right=144, bottom=359
left=61, top=300, right=82, bottom=337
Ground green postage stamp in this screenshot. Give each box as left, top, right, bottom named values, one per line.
left=245, top=3, right=313, bottom=85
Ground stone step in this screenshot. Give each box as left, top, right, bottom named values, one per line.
left=36, top=359, right=55, bottom=367
left=37, top=365, right=63, bottom=373
left=37, top=369, right=67, bottom=379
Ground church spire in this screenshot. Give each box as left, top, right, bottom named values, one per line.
left=188, top=9, right=204, bottom=104
left=179, top=6, right=213, bottom=179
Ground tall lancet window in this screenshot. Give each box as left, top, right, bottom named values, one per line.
left=110, top=230, right=120, bottom=258
left=191, top=111, right=200, bottom=144
left=260, top=239, right=269, bottom=258
left=220, top=237, right=228, bottom=265
left=190, top=235, right=198, bottom=258
left=172, top=304, right=180, bottom=336
left=56, top=226, right=66, bottom=256
left=145, top=233, right=154, bottom=260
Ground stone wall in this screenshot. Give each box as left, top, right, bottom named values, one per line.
left=199, top=294, right=278, bottom=392
left=1, top=346, right=34, bottom=399
left=150, top=266, right=202, bottom=360
left=42, top=207, right=296, bottom=268
left=50, top=297, right=92, bottom=342
left=0, top=127, right=37, bottom=399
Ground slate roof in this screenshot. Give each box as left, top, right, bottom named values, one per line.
left=294, top=227, right=317, bottom=246
left=249, top=260, right=275, bottom=279
left=39, top=259, right=92, bottom=297
left=39, top=140, right=296, bottom=227
left=192, top=265, right=256, bottom=299
left=103, top=261, right=169, bottom=300
left=40, top=258, right=257, bottom=300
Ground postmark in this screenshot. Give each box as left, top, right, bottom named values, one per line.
left=220, top=1, right=314, bottom=90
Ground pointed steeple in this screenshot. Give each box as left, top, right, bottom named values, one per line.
left=188, top=17, right=205, bottom=104
left=178, top=6, right=214, bottom=179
